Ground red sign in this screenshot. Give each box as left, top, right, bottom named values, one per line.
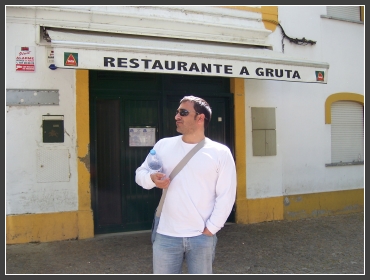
left=64, top=53, right=78, bottom=66
left=315, top=71, right=324, bottom=81
left=16, top=46, right=35, bottom=72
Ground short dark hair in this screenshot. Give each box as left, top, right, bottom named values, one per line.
left=180, top=95, right=212, bottom=129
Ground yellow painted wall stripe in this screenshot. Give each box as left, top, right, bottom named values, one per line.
left=219, top=6, right=278, bottom=31
left=230, top=78, right=247, bottom=224
left=245, top=196, right=284, bottom=224
left=7, top=188, right=363, bottom=244
left=284, top=189, right=364, bottom=220
left=325, top=93, right=364, bottom=124
left=76, top=70, right=94, bottom=239
left=261, top=6, right=278, bottom=31
left=6, top=212, right=79, bottom=244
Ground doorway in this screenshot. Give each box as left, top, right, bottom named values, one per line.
left=89, top=71, right=234, bottom=234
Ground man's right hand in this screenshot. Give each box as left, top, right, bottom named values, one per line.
left=150, top=173, right=170, bottom=189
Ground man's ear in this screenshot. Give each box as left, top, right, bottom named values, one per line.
left=198, top=113, right=205, bottom=123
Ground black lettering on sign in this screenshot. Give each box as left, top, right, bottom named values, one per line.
left=256, top=68, right=264, bottom=76
left=178, top=61, right=188, bottom=71
left=102, top=57, right=302, bottom=80
left=165, top=61, right=175, bottom=70
left=152, top=60, right=163, bottom=70
left=129, top=58, right=139, bottom=68
left=189, top=63, right=200, bottom=72
left=202, top=64, right=212, bottom=73
left=240, top=67, right=250, bottom=75
left=117, top=58, right=127, bottom=68
left=141, top=59, right=152, bottom=69
left=104, top=57, right=115, bottom=67
left=266, top=68, right=274, bottom=77
left=292, top=71, right=301, bottom=79
left=224, top=65, right=233, bottom=74
left=275, top=69, right=283, bottom=77
left=254, top=67, right=301, bottom=79
left=213, top=64, right=222, bottom=73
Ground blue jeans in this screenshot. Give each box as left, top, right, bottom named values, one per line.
left=153, top=233, right=218, bottom=274
left=151, top=215, right=160, bottom=244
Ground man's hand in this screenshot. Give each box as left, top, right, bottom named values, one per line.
left=150, top=172, right=170, bottom=189
left=202, top=227, right=213, bottom=236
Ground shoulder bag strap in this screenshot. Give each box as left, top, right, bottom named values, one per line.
left=155, top=138, right=207, bottom=217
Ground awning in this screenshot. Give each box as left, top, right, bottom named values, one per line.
left=47, top=29, right=329, bottom=83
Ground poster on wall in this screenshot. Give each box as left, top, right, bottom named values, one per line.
left=15, top=46, right=35, bottom=72
left=129, top=127, right=156, bottom=147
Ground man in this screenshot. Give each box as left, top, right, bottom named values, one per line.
left=135, top=95, right=236, bottom=274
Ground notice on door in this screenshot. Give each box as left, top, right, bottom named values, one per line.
left=129, top=127, right=156, bottom=147
left=16, top=46, right=35, bottom=72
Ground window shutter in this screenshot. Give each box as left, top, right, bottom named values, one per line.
left=327, top=6, right=361, bottom=21
left=331, top=101, right=364, bottom=163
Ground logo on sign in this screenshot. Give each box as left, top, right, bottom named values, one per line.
left=315, top=71, right=324, bottom=81
left=64, top=53, right=78, bottom=66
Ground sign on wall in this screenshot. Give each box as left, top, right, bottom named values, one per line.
left=46, top=47, right=54, bottom=65
left=15, top=46, right=35, bottom=72
left=64, top=52, right=78, bottom=66
left=51, top=48, right=329, bottom=84
left=129, top=127, right=156, bottom=147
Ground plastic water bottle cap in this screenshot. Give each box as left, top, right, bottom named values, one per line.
left=150, top=149, right=156, bottom=155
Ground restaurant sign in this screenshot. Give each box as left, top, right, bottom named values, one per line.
left=52, top=48, right=328, bottom=83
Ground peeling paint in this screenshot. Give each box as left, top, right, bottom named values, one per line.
left=78, top=143, right=90, bottom=172
left=283, top=197, right=290, bottom=206
left=343, top=204, right=361, bottom=211
left=311, top=209, right=327, bottom=216
left=286, top=210, right=306, bottom=217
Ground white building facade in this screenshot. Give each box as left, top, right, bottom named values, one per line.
left=6, top=6, right=364, bottom=244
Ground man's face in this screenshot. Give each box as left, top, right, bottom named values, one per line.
left=175, top=101, right=199, bottom=135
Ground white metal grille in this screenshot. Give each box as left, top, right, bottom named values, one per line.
left=331, top=101, right=364, bottom=163
left=36, top=149, right=70, bottom=182
left=327, top=6, right=361, bottom=21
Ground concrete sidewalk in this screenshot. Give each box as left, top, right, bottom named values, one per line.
left=6, top=212, right=364, bottom=274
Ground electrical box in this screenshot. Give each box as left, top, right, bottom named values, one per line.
left=43, top=115, right=64, bottom=143
left=251, top=107, right=276, bottom=156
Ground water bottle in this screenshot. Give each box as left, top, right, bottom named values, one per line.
left=147, top=149, right=163, bottom=174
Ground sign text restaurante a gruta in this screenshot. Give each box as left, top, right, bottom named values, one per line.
left=101, top=56, right=327, bottom=83
left=54, top=49, right=328, bottom=83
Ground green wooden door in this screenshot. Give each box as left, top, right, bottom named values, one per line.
left=90, top=71, right=234, bottom=234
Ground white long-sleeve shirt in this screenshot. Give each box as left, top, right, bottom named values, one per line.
left=135, top=135, right=236, bottom=237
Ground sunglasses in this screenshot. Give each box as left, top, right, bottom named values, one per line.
left=176, top=109, right=199, bottom=117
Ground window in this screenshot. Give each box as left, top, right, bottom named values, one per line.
left=331, top=101, right=364, bottom=163
left=322, top=6, right=364, bottom=23
left=325, top=93, right=364, bottom=166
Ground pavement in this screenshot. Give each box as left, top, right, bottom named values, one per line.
left=6, top=212, right=364, bottom=274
